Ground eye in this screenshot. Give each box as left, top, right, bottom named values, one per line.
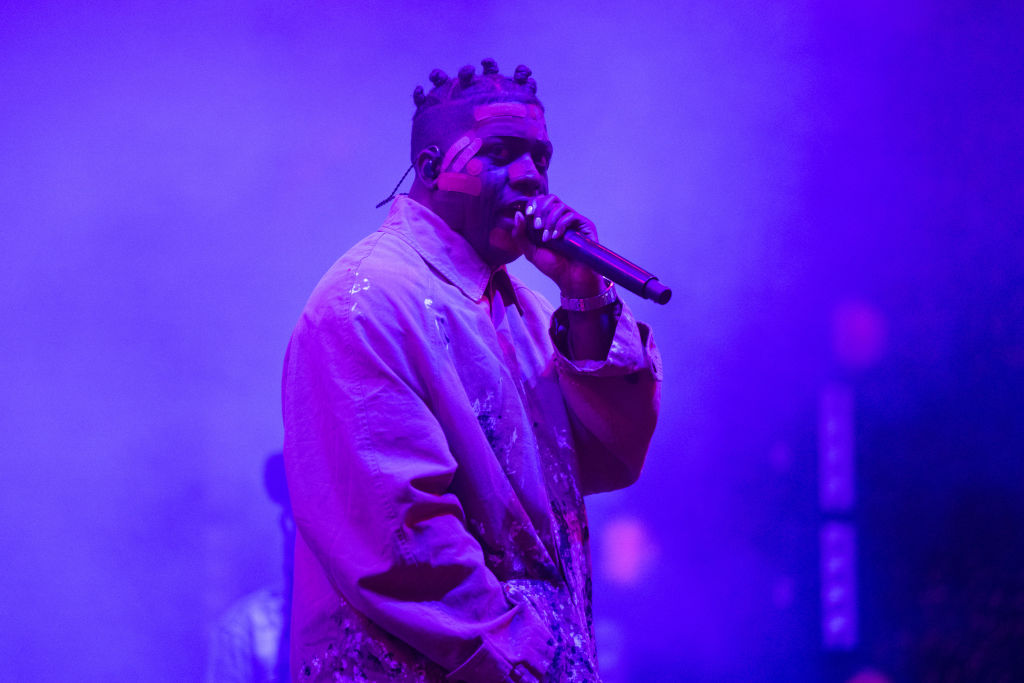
left=533, top=152, right=550, bottom=172
left=485, top=143, right=513, bottom=164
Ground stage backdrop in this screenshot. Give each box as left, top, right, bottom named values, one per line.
left=2, top=2, right=1022, bottom=681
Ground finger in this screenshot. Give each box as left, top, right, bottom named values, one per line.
left=529, top=195, right=557, bottom=224
left=545, top=205, right=571, bottom=241
left=537, top=194, right=559, bottom=224
left=524, top=200, right=540, bottom=240
left=553, top=211, right=576, bottom=240
left=513, top=211, right=532, bottom=253
left=531, top=215, right=548, bottom=243
left=533, top=196, right=563, bottom=240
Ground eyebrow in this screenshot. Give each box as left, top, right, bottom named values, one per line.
left=483, top=136, right=553, bottom=155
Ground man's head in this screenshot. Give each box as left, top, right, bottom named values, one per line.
left=264, top=452, right=295, bottom=584
left=407, top=59, right=553, bottom=268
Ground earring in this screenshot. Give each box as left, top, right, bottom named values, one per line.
left=423, top=145, right=441, bottom=180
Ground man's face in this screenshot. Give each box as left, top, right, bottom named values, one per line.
left=434, top=103, right=552, bottom=268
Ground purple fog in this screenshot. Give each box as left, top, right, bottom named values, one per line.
left=1, top=2, right=1022, bottom=681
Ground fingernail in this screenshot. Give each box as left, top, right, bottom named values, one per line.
left=534, top=216, right=542, bottom=230
left=526, top=203, right=534, bottom=215
left=542, top=228, right=550, bottom=242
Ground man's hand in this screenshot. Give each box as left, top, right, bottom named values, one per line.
left=512, top=195, right=616, bottom=360
left=512, top=195, right=605, bottom=298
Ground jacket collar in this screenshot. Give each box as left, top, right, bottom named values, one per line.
left=380, top=196, right=522, bottom=312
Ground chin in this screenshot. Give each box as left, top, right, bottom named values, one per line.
left=500, top=248, right=524, bottom=266
left=485, top=229, right=523, bottom=267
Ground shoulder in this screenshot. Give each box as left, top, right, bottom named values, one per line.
left=300, top=230, right=433, bottom=334
left=284, top=229, right=442, bottom=389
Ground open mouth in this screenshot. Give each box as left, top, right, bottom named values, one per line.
left=501, top=200, right=528, bottom=220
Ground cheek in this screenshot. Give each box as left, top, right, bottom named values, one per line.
left=476, top=166, right=507, bottom=204
left=489, top=224, right=519, bottom=253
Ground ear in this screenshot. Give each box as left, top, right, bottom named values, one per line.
left=414, top=145, right=441, bottom=188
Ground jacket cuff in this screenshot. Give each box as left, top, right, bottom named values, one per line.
left=445, top=602, right=554, bottom=683
left=551, top=301, right=660, bottom=379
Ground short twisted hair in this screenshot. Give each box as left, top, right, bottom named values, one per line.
left=410, top=58, right=543, bottom=163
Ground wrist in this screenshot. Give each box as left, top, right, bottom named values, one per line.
left=561, top=279, right=618, bottom=312
left=558, top=269, right=605, bottom=299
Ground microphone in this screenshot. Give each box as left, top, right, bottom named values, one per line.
left=523, top=215, right=672, bottom=305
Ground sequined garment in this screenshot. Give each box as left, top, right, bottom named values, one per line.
left=282, top=196, right=661, bottom=682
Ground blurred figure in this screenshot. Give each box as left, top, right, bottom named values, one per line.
left=206, top=453, right=294, bottom=683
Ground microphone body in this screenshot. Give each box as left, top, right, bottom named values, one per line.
left=528, top=229, right=672, bottom=305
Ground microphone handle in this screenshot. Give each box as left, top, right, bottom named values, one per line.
left=529, top=230, right=672, bottom=305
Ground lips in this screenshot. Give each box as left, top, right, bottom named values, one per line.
left=501, top=200, right=528, bottom=219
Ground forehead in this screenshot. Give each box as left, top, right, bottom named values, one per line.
left=468, top=102, right=548, bottom=142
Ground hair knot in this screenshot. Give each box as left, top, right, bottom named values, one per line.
left=428, top=69, right=449, bottom=88
left=409, top=60, right=544, bottom=166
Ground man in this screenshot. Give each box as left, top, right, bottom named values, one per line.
left=282, top=59, right=661, bottom=682
left=206, top=453, right=293, bottom=682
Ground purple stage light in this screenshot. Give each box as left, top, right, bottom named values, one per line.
left=821, top=521, right=858, bottom=650
left=819, top=384, right=855, bottom=512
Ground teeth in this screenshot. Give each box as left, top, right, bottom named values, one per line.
left=504, top=205, right=524, bottom=220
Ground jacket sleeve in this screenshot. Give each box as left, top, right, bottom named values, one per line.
left=550, top=301, right=663, bottom=495
left=282, top=276, right=554, bottom=682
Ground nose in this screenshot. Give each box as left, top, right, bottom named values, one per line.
left=508, top=154, right=544, bottom=195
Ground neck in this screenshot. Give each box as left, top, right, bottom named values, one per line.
left=409, top=179, right=466, bottom=240
left=407, top=179, right=433, bottom=208
left=407, top=181, right=510, bottom=271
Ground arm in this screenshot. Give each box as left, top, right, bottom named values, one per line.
left=551, top=300, right=662, bottom=494
left=513, top=196, right=663, bottom=494
left=282, top=274, right=553, bottom=682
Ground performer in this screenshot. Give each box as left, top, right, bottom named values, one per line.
left=206, top=453, right=293, bottom=682
left=282, top=59, right=661, bottom=682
